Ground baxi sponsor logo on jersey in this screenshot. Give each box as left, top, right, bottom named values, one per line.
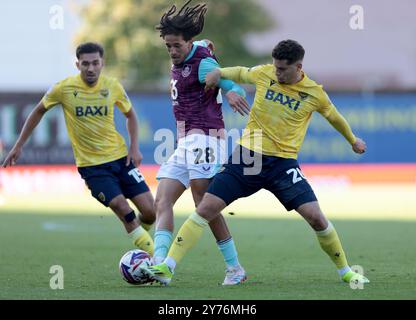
left=265, top=89, right=301, bottom=111
left=75, top=105, right=108, bottom=117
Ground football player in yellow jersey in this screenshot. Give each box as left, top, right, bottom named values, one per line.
left=144, top=40, right=369, bottom=286
left=2, top=42, right=155, bottom=256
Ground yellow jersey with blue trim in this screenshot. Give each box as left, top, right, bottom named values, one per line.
left=42, top=74, right=132, bottom=167
left=220, top=64, right=346, bottom=159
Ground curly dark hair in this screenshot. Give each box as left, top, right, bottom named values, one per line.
left=272, top=40, right=305, bottom=65
left=76, top=42, right=104, bottom=59
left=156, top=0, right=207, bottom=41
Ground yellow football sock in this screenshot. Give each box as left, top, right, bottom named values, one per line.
left=129, top=226, right=154, bottom=256
left=316, top=222, right=349, bottom=270
left=167, top=212, right=208, bottom=264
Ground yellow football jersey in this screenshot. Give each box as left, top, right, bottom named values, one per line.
left=42, top=74, right=132, bottom=167
left=221, top=65, right=353, bottom=159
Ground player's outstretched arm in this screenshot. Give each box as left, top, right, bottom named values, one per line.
left=204, top=68, right=221, bottom=90
left=224, top=91, right=250, bottom=116
left=199, top=59, right=250, bottom=115
left=205, top=66, right=257, bottom=91
left=325, top=108, right=367, bottom=154
left=2, top=102, right=48, bottom=167
left=124, top=108, right=143, bottom=167
left=204, top=68, right=250, bottom=115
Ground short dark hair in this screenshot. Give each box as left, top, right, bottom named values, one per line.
left=76, top=42, right=104, bottom=59
left=272, top=40, right=305, bottom=65
left=156, top=0, right=207, bottom=41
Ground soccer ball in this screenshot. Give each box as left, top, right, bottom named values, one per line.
left=119, top=249, right=153, bottom=285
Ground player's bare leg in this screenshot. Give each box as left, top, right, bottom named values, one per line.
left=154, top=178, right=186, bottom=230
left=296, top=201, right=369, bottom=284
left=109, top=194, right=139, bottom=233
left=109, top=194, right=154, bottom=255
left=152, top=178, right=186, bottom=264
left=130, top=191, right=156, bottom=231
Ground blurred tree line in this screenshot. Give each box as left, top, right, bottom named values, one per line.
left=75, top=0, right=274, bottom=91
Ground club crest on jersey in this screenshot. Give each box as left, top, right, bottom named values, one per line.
left=100, top=89, right=109, bottom=97
left=299, top=92, right=309, bottom=100
left=182, top=64, right=192, bottom=78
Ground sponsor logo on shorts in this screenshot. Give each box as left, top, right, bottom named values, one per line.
left=98, top=192, right=106, bottom=202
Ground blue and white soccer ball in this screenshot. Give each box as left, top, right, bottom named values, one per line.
left=119, top=249, right=153, bottom=285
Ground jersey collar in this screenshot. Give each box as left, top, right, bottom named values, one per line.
left=184, top=44, right=198, bottom=63
left=77, top=73, right=102, bottom=89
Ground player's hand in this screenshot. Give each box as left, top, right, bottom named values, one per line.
left=126, top=148, right=143, bottom=167
left=202, top=39, right=215, bottom=52
left=2, top=146, right=22, bottom=168
left=204, top=69, right=221, bottom=91
left=225, top=91, right=250, bottom=116
left=352, top=137, right=366, bottom=154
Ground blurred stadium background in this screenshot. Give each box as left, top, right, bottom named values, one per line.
left=0, top=0, right=415, bottom=300
left=1, top=0, right=415, bottom=219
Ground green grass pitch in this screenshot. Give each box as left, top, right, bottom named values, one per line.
left=0, top=211, right=415, bottom=300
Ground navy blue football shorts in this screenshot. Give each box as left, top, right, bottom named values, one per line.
left=207, top=146, right=317, bottom=211
left=77, top=156, right=150, bottom=207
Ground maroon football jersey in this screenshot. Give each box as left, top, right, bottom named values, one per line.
left=170, top=46, right=224, bottom=138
